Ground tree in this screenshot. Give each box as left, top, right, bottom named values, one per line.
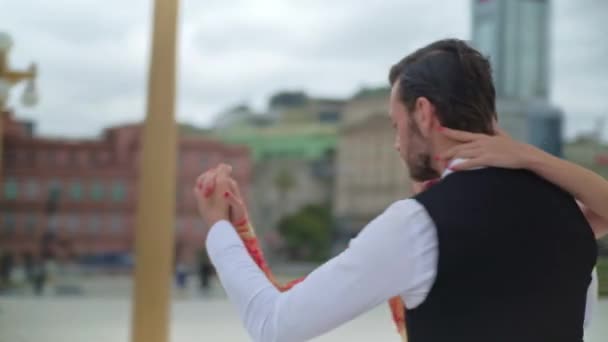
left=278, top=204, right=332, bottom=262
left=274, top=167, right=296, bottom=218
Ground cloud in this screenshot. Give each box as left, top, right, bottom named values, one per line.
left=1, top=0, right=606, bottom=137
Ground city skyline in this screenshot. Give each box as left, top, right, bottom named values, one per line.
left=1, top=0, right=606, bottom=138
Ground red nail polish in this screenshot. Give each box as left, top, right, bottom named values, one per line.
left=437, top=126, right=444, bottom=132
left=204, top=187, right=213, bottom=197
left=224, top=192, right=229, bottom=198
left=235, top=217, right=248, bottom=227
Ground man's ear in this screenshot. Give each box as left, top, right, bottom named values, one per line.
left=414, top=97, right=439, bottom=138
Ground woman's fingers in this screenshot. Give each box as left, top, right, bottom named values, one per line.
left=203, top=173, right=217, bottom=198
left=495, top=127, right=510, bottom=137
left=447, top=148, right=482, bottom=162
left=228, top=179, right=242, bottom=198
left=224, top=191, right=247, bottom=225
left=439, top=126, right=485, bottom=142
left=439, top=142, right=478, bottom=161
left=201, top=163, right=233, bottom=198
left=450, top=157, right=486, bottom=171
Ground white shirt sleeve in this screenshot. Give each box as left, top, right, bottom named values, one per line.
left=206, top=199, right=438, bottom=342
left=584, top=268, right=598, bottom=329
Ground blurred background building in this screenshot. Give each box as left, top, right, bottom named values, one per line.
left=1, top=110, right=251, bottom=267
left=472, top=0, right=564, bottom=156
left=0, top=0, right=606, bottom=307
left=333, top=87, right=412, bottom=245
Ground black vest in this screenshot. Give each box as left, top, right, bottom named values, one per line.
left=407, top=168, right=597, bottom=342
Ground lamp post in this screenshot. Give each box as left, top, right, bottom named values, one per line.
left=0, top=32, right=39, bottom=187
left=130, top=1, right=180, bottom=342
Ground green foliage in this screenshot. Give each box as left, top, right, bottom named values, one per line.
left=274, top=168, right=296, bottom=193
left=598, top=257, right=608, bottom=297
left=278, top=204, right=332, bottom=262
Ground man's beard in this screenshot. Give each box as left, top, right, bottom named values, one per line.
left=407, top=150, right=439, bottom=182
left=405, top=123, right=440, bottom=182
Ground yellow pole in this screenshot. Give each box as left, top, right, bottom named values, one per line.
left=131, top=0, right=180, bottom=342
left=0, top=51, right=7, bottom=192
left=0, top=99, right=4, bottom=189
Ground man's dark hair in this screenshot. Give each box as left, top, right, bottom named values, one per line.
left=389, top=39, right=496, bottom=134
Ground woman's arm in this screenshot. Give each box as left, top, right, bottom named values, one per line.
left=524, top=149, right=608, bottom=238
left=440, top=127, right=608, bottom=238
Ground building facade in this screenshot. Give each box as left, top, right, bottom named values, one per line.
left=472, top=0, right=563, bottom=155
left=472, top=0, right=550, bottom=101
left=205, top=124, right=336, bottom=243
left=333, top=93, right=412, bottom=239
left=0, top=111, right=251, bottom=259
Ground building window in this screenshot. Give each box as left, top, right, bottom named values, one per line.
left=110, top=215, right=123, bottom=233
left=319, top=111, right=341, bottom=123
left=48, top=216, right=59, bottom=233
left=25, top=179, right=40, bottom=199
left=90, top=182, right=104, bottom=201
left=68, top=151, right=79, bottom=167
left=2, top=213, right=15, bottom=235
left=25, top=215, right=37, bottom=234
left=46, top=151, right=56, bottom=165
left=4, top=151, right=16, bottom=167
left=69, top=181, right=83, bottom=200
left=200, top=155, right=209, bottom=169
left=111, top=182, right=126, bottom=202
left=91, top=151, right=106, bottom=166
left=3, top=178, right=18, bottom=199
left=48, top=180, right=62, bottom=202
left=66, top=215, right=80, bottom=233
left=89, top=216, right=100, bottom=234
left=79, top=151, right=88, bottom=166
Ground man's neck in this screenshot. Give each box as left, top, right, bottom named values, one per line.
left=432, top=138, right=461, bottom=176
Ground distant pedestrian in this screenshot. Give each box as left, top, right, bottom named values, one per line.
left=0, top=251, right=14, bottom=289
left=31, top=253, right=47, bottom=296
left=198, top=248, right=213, bottom=292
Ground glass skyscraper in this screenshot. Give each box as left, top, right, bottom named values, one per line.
left=472, top=0, right=562, bottom=156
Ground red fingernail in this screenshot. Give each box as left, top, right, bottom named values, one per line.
left=434, top=155, right=441, bottom=161
left=437, top=126, right=444, bottom=132
left=204, top=188, right=213, bottom=197
left=224, top=192, right=229, bottom=198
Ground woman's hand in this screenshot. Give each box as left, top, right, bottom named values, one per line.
left=438, top=127, right=539, bottom=171
left=196, top=163, right=250, bottom=227
left=579, top=203, right=608, bottom=239
left=224, top=180, right=250, bottom=227
left=194, top=164, right=233, bottom=228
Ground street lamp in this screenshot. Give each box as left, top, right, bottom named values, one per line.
left=0, top=33, right=39, bottom=108
left=0, top=32, right=38, bottom=192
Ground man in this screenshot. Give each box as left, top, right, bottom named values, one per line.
left=195, top=39, right=597, bottom=341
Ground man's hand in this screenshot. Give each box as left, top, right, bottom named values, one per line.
left=194, top=164, right=233, bottom=229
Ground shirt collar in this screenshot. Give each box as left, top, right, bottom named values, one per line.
left=441, top=158, right=486, bottom=179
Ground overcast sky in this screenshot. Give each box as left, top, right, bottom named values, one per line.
left=1, top=0, right=606, bottom=137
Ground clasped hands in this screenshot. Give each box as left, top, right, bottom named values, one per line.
left=193, top=163, right=249, bottom=234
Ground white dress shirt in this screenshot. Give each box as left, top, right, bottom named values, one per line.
left=206, top=164, right=598, bottom=342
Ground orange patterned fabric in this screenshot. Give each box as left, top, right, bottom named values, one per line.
left=235, top=220, right=408, bottom=341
